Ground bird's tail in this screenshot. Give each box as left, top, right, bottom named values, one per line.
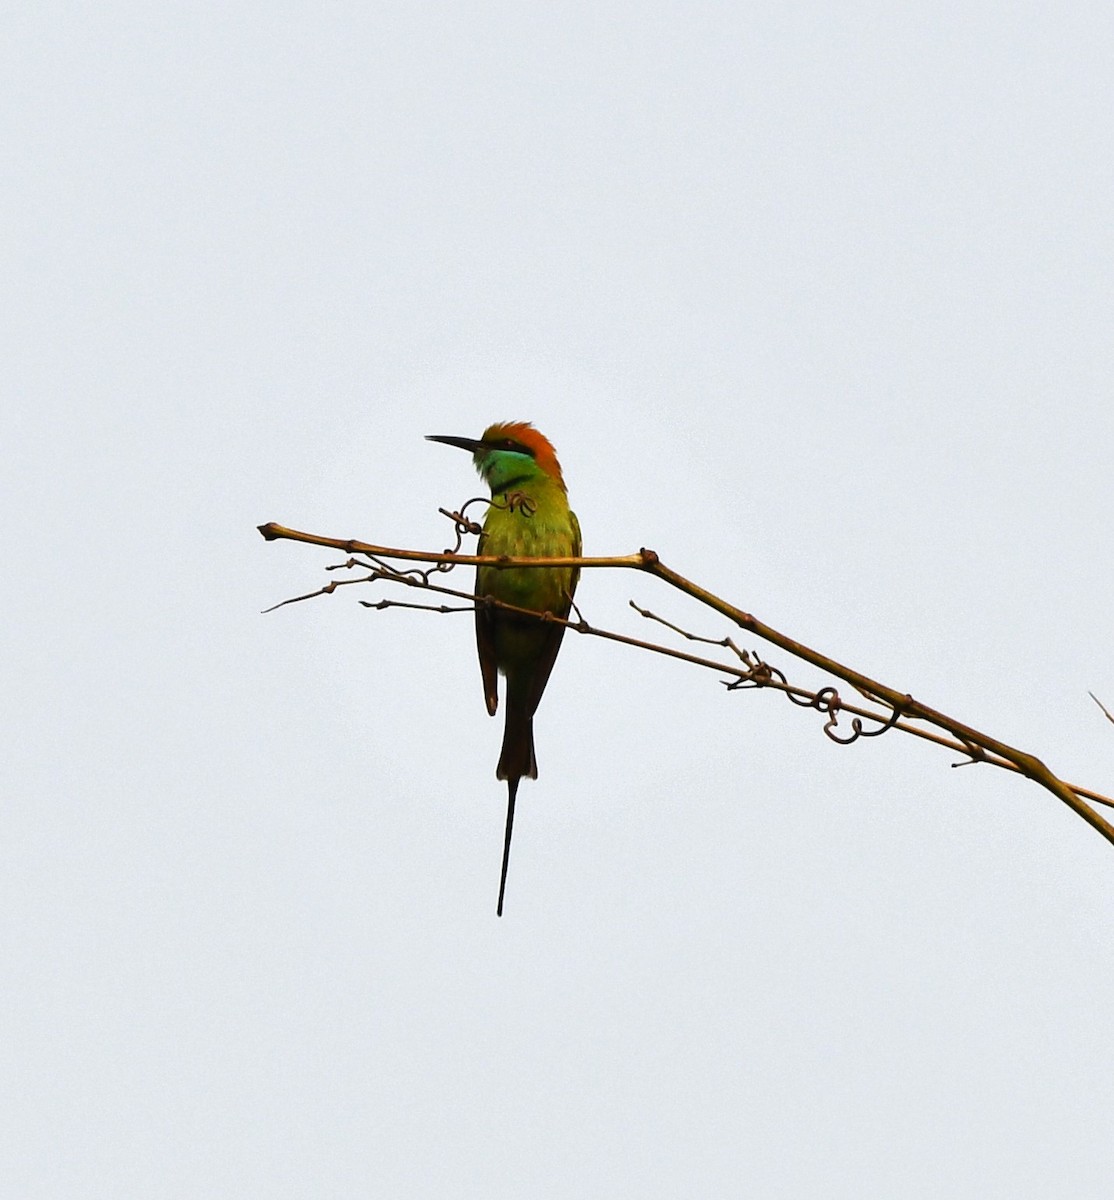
left=495, top=700, right=536, bottom=917
left=496, top=777, right=518, bottom=918
left=496, top=703, right=537, bottom=785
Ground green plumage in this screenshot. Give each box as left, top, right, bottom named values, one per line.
left=476, top=475, right=581, bottom=781
left=427, top=422, right=580, bottom=916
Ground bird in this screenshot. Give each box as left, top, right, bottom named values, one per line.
left=426, top=422, right=581, bottom=916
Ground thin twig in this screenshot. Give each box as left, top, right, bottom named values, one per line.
left=1090, top=692, right=1114, bottom=727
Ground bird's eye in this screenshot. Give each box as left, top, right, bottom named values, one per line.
left=499, top=438, right=533, bottom=456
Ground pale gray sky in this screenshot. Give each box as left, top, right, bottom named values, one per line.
left=4, top=3, right=1114, bottom=1196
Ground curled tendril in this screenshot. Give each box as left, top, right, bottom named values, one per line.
left=784, top=679, right=827, bottom=708
left=494, top=491, right=536, bottom=517
left=429, top=492, right=540, bottom=582
left=431, top=498, right=490, bottom=576
left=457, top=496, right=490, bottom=526
left=822, top=691, right=903, bottom=744
left=752, top=672, right=904, bottom=746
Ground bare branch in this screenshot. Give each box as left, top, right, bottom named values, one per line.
left=257, top=521, right=643, bottom=571
left=636, top=557, right=1114, bottom=846
left=258, top=518, right=1114, bottom=837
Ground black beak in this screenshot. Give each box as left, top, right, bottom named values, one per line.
left=426, top=434, right=486, bottom=454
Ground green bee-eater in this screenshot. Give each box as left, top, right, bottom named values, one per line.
left=427, top=422, right=581, bottom=916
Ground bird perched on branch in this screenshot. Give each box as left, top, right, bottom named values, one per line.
left=426, top=422, right=581, bottom=916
